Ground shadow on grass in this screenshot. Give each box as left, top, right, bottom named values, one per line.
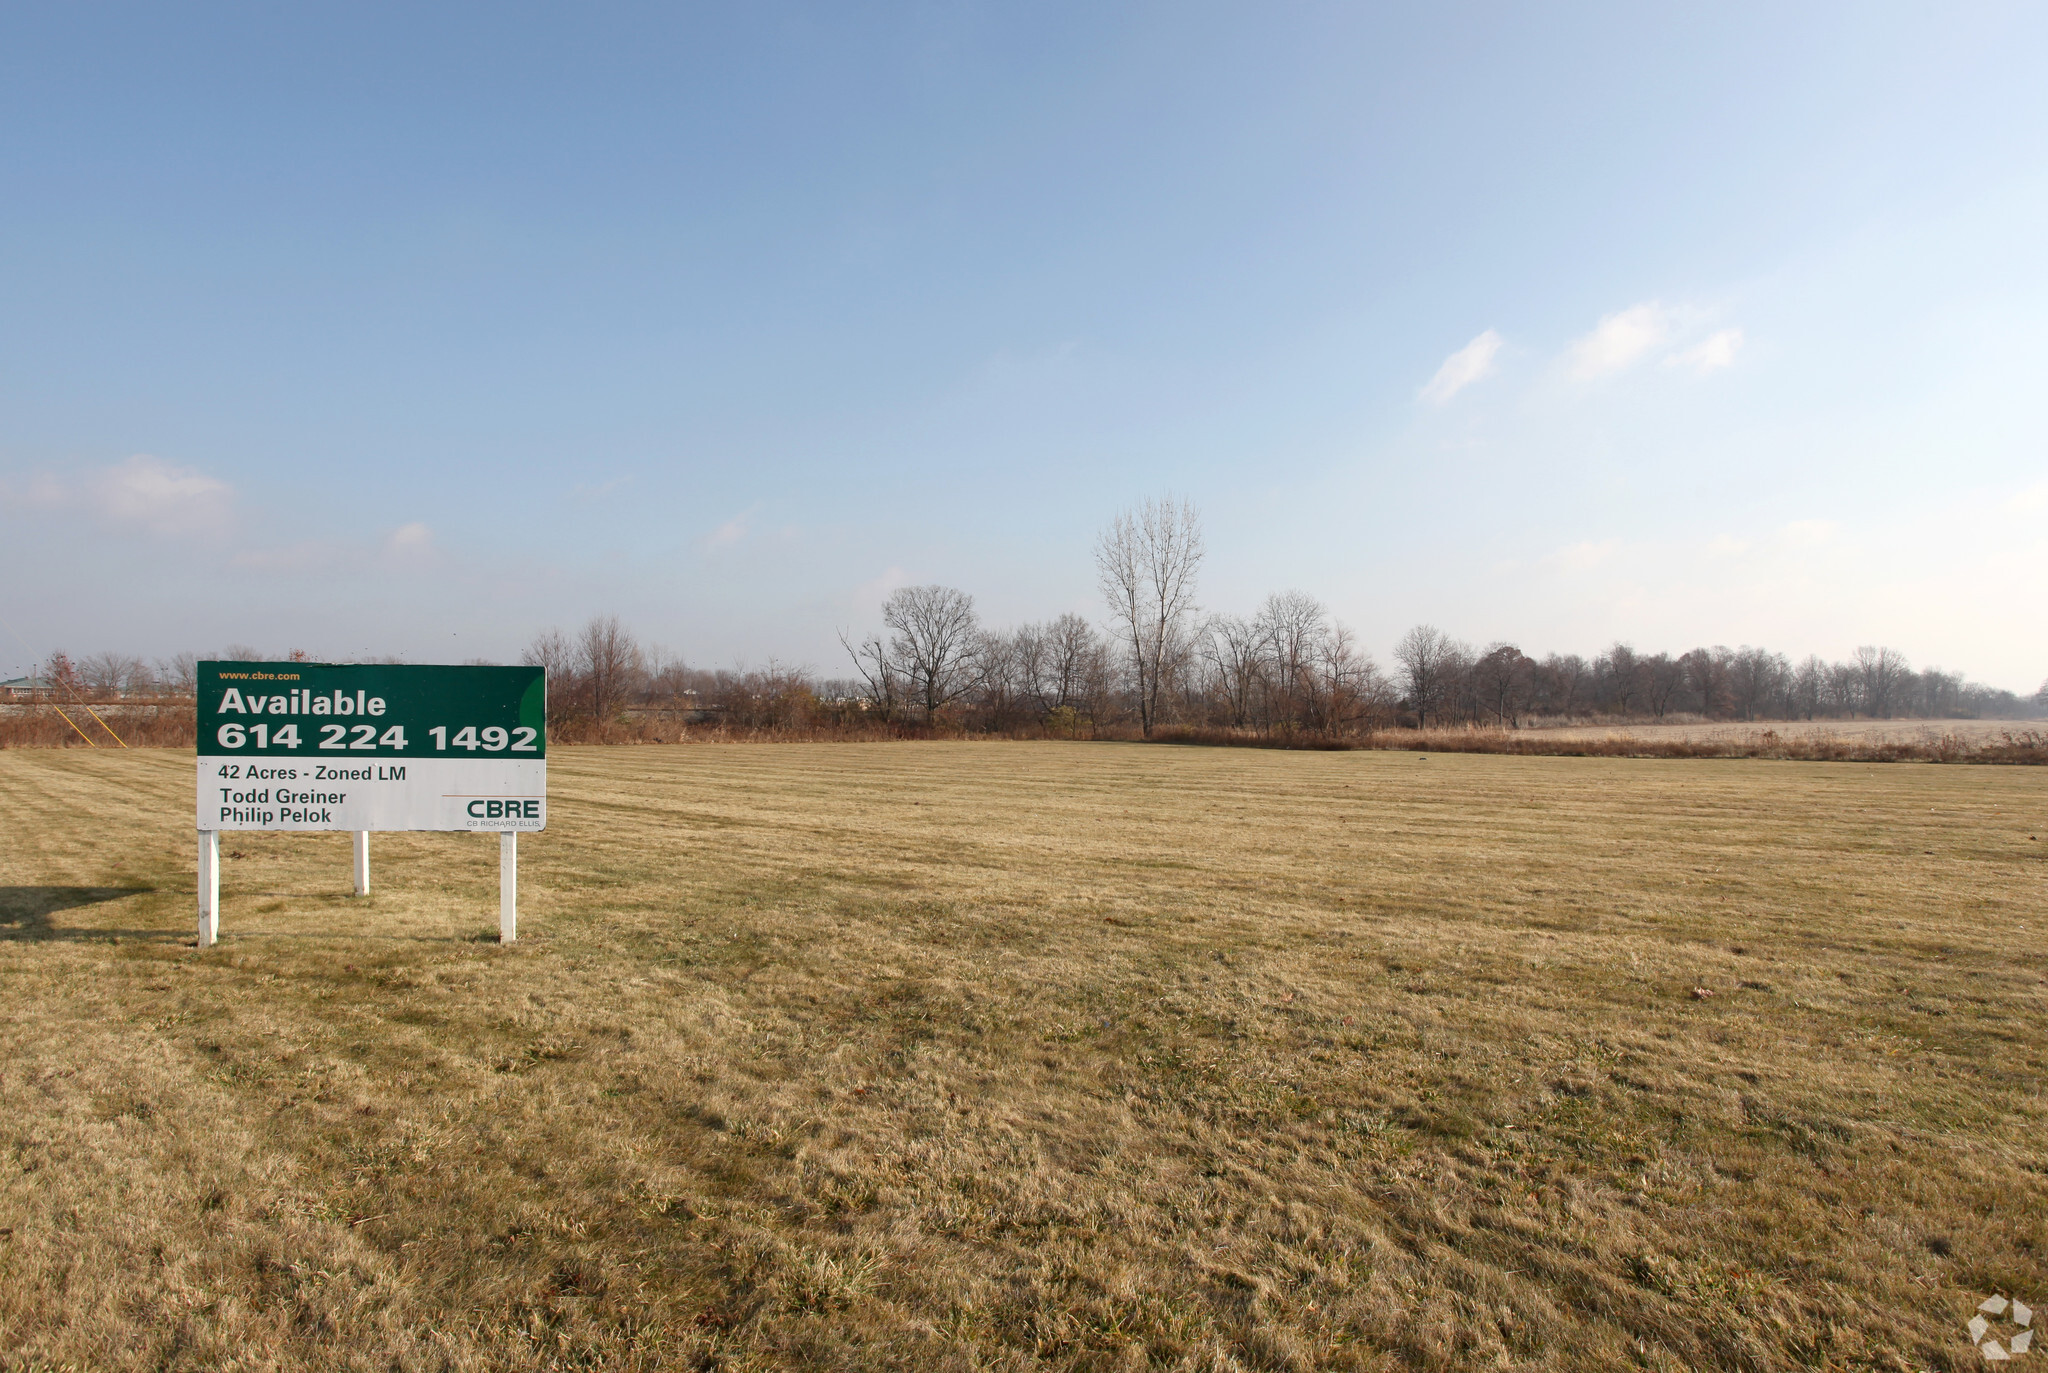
left=0, top=885, right=169, bottom=941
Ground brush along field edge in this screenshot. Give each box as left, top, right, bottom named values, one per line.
left=0, top=743, right=2043, bottom=1371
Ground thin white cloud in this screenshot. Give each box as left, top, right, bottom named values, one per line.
left=571, top=475, right=634, bottom=501
left=1777, top=519, right=1837, bottom=547
left=0, top=473, right=67, bottom=514
left=702, top=503, right=764, bottom=553
left=230, top=540, right=351, bottom=573
left=1567, top=303, right=1673, bottom=379
left=228, top=523, right=434, bottom=574
left=1, top=456, right=232, bottom=535
left=91, top=454, right=233, bottom=535
left=852, top=565, right=912, bottom=616
left=1541, top=538, right=1621, bottom=572
left=1419, top=329, right=1503, bottom=405
left=1672, top=328, right=1744, bottom=374
left=2001, top=480, right=2048, bottom=514
left=382, top=522, right=435, bottom=559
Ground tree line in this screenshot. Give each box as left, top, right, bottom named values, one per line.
left=521, top=498, right=2041, bottom=737
left=30, top=499, right=2044, bottom=735
left=19, top=650, right=201, bottom=698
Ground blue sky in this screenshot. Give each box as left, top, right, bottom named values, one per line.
left=3, top=3, right=2043, bottom=689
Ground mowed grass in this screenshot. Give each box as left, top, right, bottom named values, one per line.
left=1, top=745, right=2044, bottom=1372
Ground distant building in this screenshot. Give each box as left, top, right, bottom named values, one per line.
left=0, top=676, right=55, bottom=700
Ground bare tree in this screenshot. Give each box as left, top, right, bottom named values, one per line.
left=840, top=628, right=903, bottom=719
left=1472, top=643, right=1533, bottom=728
left=522, top=628, right=574, bottom=677
left=1200, top=614, right=1269, bottom=729
left=1912, top=667, right=1963, bottom=717
left=1394, top=625, right=1458, bottom=728
left=1052, top=613, right=1113, bottom=723
left=1535, top=653, right=1590, bottom=718
left=1096, top=497, right=1204, bottom=737
left=155, top=652, right=199, bottom=696
left=1642, top=653, right=1687, bottom=718
left=1729, top=647, right=1789, bottom=721
left=1600, top=643, right=1644, bottom=716
left=891, top=585, right=980, bottom=719
left=1312, top=621, right=1389, bottom=733
left=579, top=615, right=643, bottom=725
left=709, top=661, right=818, bottom=731
left=1823, top=659, right=1860, bottom=715
left=522, top=627, right=580, bottom=726
left=1012, top=623, right=1049, bottom=713
left=971, top=629, right=1027, bottom=730
left=1853, top=645, right=1910, bottom=718
left=1683, top=647, right=1731, bottom=719
left=79, top=652, right=145, bottom=697
left=1257, top=591, right=1328, bottom=730
left=1790, top=656, right=1826, bottom=719
left=843, top=585, right=981, bottom=722
left=1018, top=613, right=1104, bottom=716
left=41, top=653, right=80, bottom=696
left=642, top=648, right=695, bottom=713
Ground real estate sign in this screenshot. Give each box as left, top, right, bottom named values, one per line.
left=196, top=661, right=546, bottom=832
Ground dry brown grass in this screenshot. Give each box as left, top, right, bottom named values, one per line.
left=1, top=743, right=2044, bottom=1371
left=1524, top=718, right=2048, bottom=746
left=1369, top=726, right=2048, bottom=765
left=0, top=701, right=196, bottom=748
left=1148, top=724, right=2048, bottom=765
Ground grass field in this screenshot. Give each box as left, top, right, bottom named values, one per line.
left=1525, top=718, right=2048, bottom=746
left=1, top=743, right=2044, bottom=1371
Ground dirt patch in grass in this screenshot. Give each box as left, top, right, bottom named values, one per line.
left=0, top=744, right=2043, bottom=1370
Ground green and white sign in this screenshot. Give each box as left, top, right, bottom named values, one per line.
left=196, top=661, right=546, bottom=832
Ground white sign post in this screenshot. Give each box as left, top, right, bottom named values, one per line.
left=500, top=832, right=518, bottom=942
left=198, top=829, right=219, bottom=945
left=194, top=661, right=546, bottom=946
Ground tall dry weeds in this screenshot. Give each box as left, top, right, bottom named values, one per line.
left=0, top=703, right=196, bottom=748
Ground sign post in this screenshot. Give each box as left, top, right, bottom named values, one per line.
left=500, top=832, right=518, bottom=942
left=198, top=829, right=219, bottom=945
left=194, top=661, right=545, bottom=945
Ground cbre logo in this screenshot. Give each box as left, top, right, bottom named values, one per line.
left=468, top=799, right=541, bottom=819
